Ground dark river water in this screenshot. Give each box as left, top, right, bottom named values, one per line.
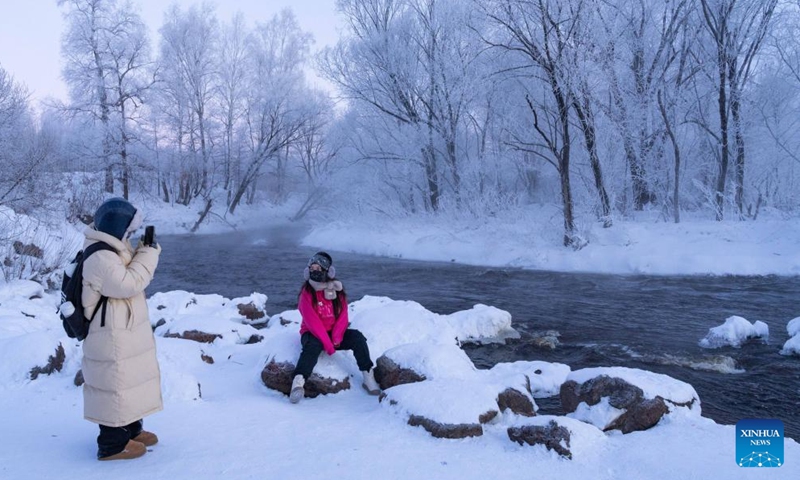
left=148, top=227, right=800, bottom=440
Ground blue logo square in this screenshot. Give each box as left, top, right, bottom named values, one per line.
left=736, top=419, right=784, bottom=467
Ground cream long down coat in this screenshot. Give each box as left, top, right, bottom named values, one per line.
left=80, top=227, right=162, bottom=427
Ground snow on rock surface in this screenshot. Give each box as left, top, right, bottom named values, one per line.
left=148, top=291, right=265, bottom=345
left=561, top=367, right=700, bottom=433
left=566, top=367, right=699, bottom=405
left=698, top=315, right=769, bottom=348
left=781, top=317, right=800, bottom=356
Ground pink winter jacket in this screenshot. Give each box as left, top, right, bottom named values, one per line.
left=298, top=288, right=349, bottom=355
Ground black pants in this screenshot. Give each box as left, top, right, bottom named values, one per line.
left=97, top=419, right=143, bottom=458
left=293, top=329, right=374, bottom=379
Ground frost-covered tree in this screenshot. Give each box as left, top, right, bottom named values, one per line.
left=157, top=2, right=219, bottom=205
left=0, top=66, right=34, bottom=205
left=322, top=0, right=440, bottom=210
left=217, top=13, right=249, bottom=197
left=103, top=4, right=153, bottom=199
left=484, top=0, right=587, bottom=247
left=589, top=0, right=694, bottom=213
left=228, top=9, right=314, bottom=214
left=698, top=0, right=778, bottom=220
left=58, top=0, right=152, bottom=199
left=323, top=0, right=496, bottom=212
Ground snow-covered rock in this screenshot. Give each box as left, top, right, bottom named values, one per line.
left=442, top=304, right=519, bottom=344
left=349, top=295, right=517, bottom=356
left=380, top=379, right=503, bottom=439
left=507, top=415, right=606, bottom=459
left=560, top=367, right=700, bottom=433
left=488, top=361, right=571, bottom=398
left=260, top=359, right=351, bottom=399
left=0, top=280, right=79, bottom=386
left=781, top=317, right=800, bottom=356
left=699, top=315, right=769, bottom=348
left=780, top=336, right=800, bottom=356
left=375, top=340, right=477, bottom=385
left=787, top=317, right=800, bottom=338
left=148, top=291, right=265, bottom=345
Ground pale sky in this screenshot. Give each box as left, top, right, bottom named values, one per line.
left=0, top=0, right=343, bottom=105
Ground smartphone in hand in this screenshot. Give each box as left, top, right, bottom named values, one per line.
left=143, top=225, right=155, bottom=246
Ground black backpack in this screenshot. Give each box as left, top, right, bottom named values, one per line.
left=59, top=242, right=116, bottom=340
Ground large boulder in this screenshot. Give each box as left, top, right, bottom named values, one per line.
left=261, top=360, right=350, bottom=398
left=347, top=296, right=517, bottom=357
left=508, top=420, right=572, bottom=458
left=506, top=415, right=606, bottom=460
left=373, top=341, right=476, bottom=390
left=380, top=379, right=510, bottom=439
left=373, top=355, right=426, bottom=390
left=407, top=415, right=485, bottom=439
left=487, top=360, right=570, bottom=398
left=560, top=367, right=699, bottom=433
left=497, top=387, right=535, bottom=417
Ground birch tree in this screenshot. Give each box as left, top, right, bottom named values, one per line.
left=228, top=9, right=313, bottom=214
left=321, top=0, right=443, bottom=211
left=158, top=3, right=219, bottom=204
left=59, top=0, right=152, bottom=200
left=0, top=66, right=38, bottom=206
left=485, top=0, right=587, bottom=247
left=217, top=13, right=249, bottom=198
left=59, top=0, right=117, bottom=193
left=699, top=0, right=777, bottom=219
left=103, top=4, right=152, bottom=199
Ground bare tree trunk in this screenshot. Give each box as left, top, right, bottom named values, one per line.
left=190, top=197, right=213, bottom=233
left=607, top=75, right=651, bottom=211
left=731, top=94, right=745, bottom=218
left=161, top=179, right=170, bottom=203
left=446, top=136, right=461, bottom=207
left=422, top=144, right=440, bottom=211
left=120, top=142, right=129, bottom=200
left=88, top=6, right=114, bottom=196
left=555, top=92, right=574, bottom=247
left=658, top=90, right=681, bottom=224
left=713, top=49, right=730, bottom=221
left=572, top=94, right=611, bottom=226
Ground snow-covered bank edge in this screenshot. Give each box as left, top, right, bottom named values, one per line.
left=301, top=210, right=800, bottom=276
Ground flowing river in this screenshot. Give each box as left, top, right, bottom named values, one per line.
left=148, top=227, right=800, bottom=440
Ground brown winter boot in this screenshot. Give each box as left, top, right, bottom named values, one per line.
left=98, top=440, right=146, bottom=461
left=132, top=430, right=159, bottom=446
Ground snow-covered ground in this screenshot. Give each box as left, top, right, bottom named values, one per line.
left=3, top=199, right=800, bottom=477
left=1, top=281, right=798, bottom=479
left=301, top=206, right=800, bottom=276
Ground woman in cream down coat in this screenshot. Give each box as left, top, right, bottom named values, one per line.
left=80, top=198, right=162, bottom=461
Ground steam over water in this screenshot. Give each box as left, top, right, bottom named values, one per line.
left=149, top=228, right=800, bottom=440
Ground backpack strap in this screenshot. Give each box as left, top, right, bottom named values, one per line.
left=82, top=241, right=117, bottom=259
left=82, top=241, right=117, bottom=328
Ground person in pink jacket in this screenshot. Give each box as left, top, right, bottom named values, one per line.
left=290, top=252, right=380, bottom=403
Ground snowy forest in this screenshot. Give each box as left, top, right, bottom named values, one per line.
left=2, top=0, right=800, bottom=249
